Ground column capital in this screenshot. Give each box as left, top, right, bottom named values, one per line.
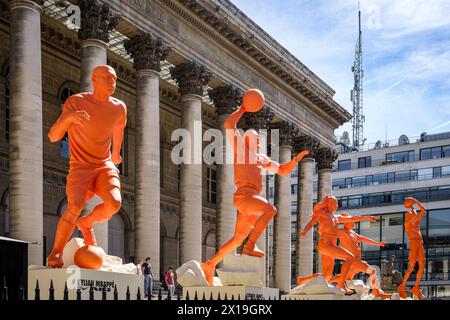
left=170, top=61, right=211, bottom=96
left=124, top=33, right=170, bottom=72
left=78, top=0, right=119, bottom=43
left=315, top=147, right=338, bottom=170
left=244, top=106, right=275, bottom=130
left=272, top=121, right=299, bottom=147
left=9, top=0, right=43, bottom=11
left=208, top=84, right=242, bottom=116
left=293, top=135, right=320, bottom=158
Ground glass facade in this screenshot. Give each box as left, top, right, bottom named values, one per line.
left=354, top=209, right=450, bottom=299
left=337, top=186, right=450, bottom=209
left=332, top=165, right=450, bottom=190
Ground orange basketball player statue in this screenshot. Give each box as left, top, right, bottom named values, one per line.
left=299, top=195, right=377, bottom=294
left=201, top=89, right=309, bottom=286
left=328, top=213, right=391, bottom=299
left=398, top=197, right=426, bottom=299
left=47, top=65, right=127, bottom=268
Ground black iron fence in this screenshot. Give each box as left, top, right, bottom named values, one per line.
left=0, top=276, right=277, bottom=301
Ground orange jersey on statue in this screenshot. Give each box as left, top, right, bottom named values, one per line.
left=338, top=229, right=362, bottom=258
left=63, top=93, right=127, bottom=166
left=405, top=210, right=423, bottom=241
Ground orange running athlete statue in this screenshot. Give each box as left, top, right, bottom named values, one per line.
left=328, top=214, right=391, bottom=299
left=299, top=196, right=377, bottom=294
left=398, top=197, right=426, bottom=299
left=47, top=65, right=127, bottom=268
left=201, top=89, right=309, bottom=286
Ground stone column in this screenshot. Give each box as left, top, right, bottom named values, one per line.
left=125, top=33, right=170, bottom=280
left=245, top=106, right=274, bottom=285
left=293, top=135, right=319, bottom=278
left=315, top=147, right=337, bottom=202
left=170, top=62, right=211, bottom=264
left=78, top=0, right=119, bottom=251
left=208, top=85, right=242, bottom=250
left=314, top=147, right=338, bottom=272
left=273, top=122, right=297, bottom=292
left=8, top=0, right=43, bottom=265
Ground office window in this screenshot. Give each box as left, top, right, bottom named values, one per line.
left=338, top=159, right=351, bottom=171
left=418, top=168, right=433, bottom=180
left=4, top=65, right=9, bottom=141
left=206, top=167, right=217, bottom=204
left=389, top=216, right=403, bottom=226
left=59, top=87, right=77, bottom=159
left=431, top=147, right=442, bottom=159
left=292, top=184, right=297, bottom=195
left=386, top=150, right=414, bottom=163
left=358, top=156, right=372, bottom=168
left=395, top=171, right=410, bottom=182
left=442, top=166, right=450, bottom=177
left=443, top=145, right=450, bottom=158
left=373, top=173, right=387, bottom=185
left=433, top=167, right=442, bottom=178
left=420, top=148, right=432, bottom=160
left=333, top=179, right=346, bottom=189
left=387, top=172, right=395, bottom=183
left=366, top=175, right=373, bottom=185
left=410, top=170, right=418, bottom=181
left=352, top=176, right=366, bottom=187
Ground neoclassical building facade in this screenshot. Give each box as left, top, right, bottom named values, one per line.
left=0, top=0, right=351, bottom=291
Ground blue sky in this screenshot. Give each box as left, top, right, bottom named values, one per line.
left=230, top=0, right=450, bottom=145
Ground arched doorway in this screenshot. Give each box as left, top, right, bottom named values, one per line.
left=108, top=214, right=125, bottom=260
left=1, top=189, right=9, bottom=236
left=203, top=230, right=216, bottom=261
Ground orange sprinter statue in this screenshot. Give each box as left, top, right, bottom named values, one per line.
left=299, top=196, right=377, bottom=294
left=398, top=197, right=426, bottom=299
left=201, top=89, right=309, bottom=286
left=47, top=65, right=127, bottom=268
left=329, top=213, right=391, bottom=299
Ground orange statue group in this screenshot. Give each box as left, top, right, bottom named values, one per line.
left=46, top=66, right=426, bottom=300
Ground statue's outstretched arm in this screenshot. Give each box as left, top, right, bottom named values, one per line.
left=300, top=212, right=318, bottom=237
left=356, top=234, right=384, bottom=247
left=262, top=150, right=310, bottom=176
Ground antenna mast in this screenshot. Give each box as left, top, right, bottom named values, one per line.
left=351, top=2, right=365, bottom=150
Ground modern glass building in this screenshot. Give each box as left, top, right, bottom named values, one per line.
left=269, top=131, right=450, bottom=298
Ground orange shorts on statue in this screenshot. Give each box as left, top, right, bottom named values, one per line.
left=66, top=161, right=121, bottom=207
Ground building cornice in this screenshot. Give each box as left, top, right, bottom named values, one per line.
left=167, top=0, right=351, bottom=125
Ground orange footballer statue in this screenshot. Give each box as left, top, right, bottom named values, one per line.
left=329, top=213, right=391, bottom=299
left=47, top=65, right=127, bottom=269
left=398, top=197, right=426, bottom=299
left=298, top=196, right=377, bottom=294
left=201, top=90, right=309, bottom=286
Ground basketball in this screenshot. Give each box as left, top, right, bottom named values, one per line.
left=74, top=245, right=105, bottom=269
left=404, top=198, right=415, bottom=208
left=242, top=89, right=265, bottom=112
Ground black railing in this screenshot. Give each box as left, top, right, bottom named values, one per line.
left=0, top=277, right=277, bottom=301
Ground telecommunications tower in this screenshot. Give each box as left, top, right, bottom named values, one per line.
left=351, top=3, right=366, bottom=150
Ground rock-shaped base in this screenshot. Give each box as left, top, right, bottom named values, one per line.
left=289, top=275, right=344, bottom=296
left=46, top=238, right=137, bottom=274
left=346, top=280, right=370, bottom=299
left=176, top=260, right=222, bottom=287
left=216, top=253, right=265, bottom=287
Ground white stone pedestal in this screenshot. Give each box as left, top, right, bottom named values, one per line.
left=28, top=267, right=144, bottom=300
left=183, top=286, right=279, bottom=300
left=217, top=253, right=265, bottom=287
